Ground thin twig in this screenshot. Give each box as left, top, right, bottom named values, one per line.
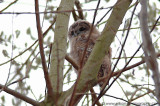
left=0, top=0, right=18, bottom=13
left=35, top=0, right=53, bottom=97
left=7, top=77, right=28, bottom=86
left=0, top=6, right=113, bottom=15
left=90, top=88, right=102, bottom=106
left=96, top=7, right=112, bottom=26
left=25, top=50, right=40, bottom=77
left=112, top=53, right=160, bottom=77
left=76, top=92, right=139, bottom=106
left=150, top=15, right=160, bottom=32
left=63, top=65, right=72, bottom=80
left=42, top=0, right=49, bottom=28
left=48, top=43, right=52, bottom=70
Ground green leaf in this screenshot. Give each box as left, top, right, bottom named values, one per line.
left=0, top=31, right=4, bottom=37
left=30, top=34, right=36, bottom=40
left=2, top=49, right=9, bottom=57
left=1, top=96, right=5, bottom=103
left=7, top=35, right=12, bottom=42
left=26, top=28, right=31, bottom=35
left=26, top=28, right=36, bottom=40
left=36, top=57, right=41, bottom=65
left=15, top=30, right=20, bottom=38
left=25, top=42, right=27, bottom=47
left=67, top=73, right=71, bottom=84
left=47, top=36, right=51, bottom=43
left=105, top=0, right=110, bottom=2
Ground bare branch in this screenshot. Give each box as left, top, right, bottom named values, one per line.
left=65, top=55, right=79, bottom=70
left=0, top=0, right=18, bottom=13
left=113, top=53, right=160, bottom=77
left=150, top=16, right=160, bottom=32
left=48, top=0, right=75, bottom=104
left=76, top=92, right=139, bottom=106
left=0, top=84, right=40, bottom=106
left=90, top=88, right=102, bottom=106
left=0, top=7, right=113, bottom=15
left=75, top=0, right=84, bottom=20
left=139, top=0, right=160, bottom=103
left=96, top=7, right=113, bottom=26
left=72, top=8, right=78, bottom=21
left=35, top=0, right=53, bottom=97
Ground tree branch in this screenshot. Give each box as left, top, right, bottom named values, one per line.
left=75, top=0, right=84, bottom=20
left=90, top=88, right=102, bottom=106
left=113, top=53, right=160, bottom=77
left=0, top=84, right=40, bottom=106
left=139, top=0, right=160, bottom=103
left=0, top=0, right=18, bottom=13
left=65, top=55, right=79, bottom=70
left=48, top=0, right=75, bottom=103
left=0, top=7, right=113, bottom=15
left=35, top=0, right=53, bottom=97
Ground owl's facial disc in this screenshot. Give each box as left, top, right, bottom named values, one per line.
left=73, top=27, right=89, bottom=37
left=69, top=21, right=90, bottom=38
left=70, top=27, right=87, bottom=37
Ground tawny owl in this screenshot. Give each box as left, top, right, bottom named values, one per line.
left=68, top=20, right=111, bottom=87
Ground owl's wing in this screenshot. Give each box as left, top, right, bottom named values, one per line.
left=98, top=47, right=112, bottom=87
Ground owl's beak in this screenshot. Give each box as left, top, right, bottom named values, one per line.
left=73, top=33, right=78, bottom=37
left=71, top=30, right=81, bottom=37
left=74, top=31, right=80, bottom=37
left=72, top=32, right=78, bottom=37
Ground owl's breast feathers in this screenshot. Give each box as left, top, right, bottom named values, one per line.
left=72, top=34, right=95, bottom=66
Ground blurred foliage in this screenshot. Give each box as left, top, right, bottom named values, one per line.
left=105, top=0, right=110, bottom=2
left=0, top=0, right=160, bottom=105
left=84, top=0, right=97, bottom=3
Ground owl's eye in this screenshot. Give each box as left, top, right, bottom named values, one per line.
left=71, top=31, right=74, bottom=35
left=79, top=27, right=86, bottom=31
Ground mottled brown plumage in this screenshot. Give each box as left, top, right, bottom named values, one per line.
left=68, top=20, right=111, bottom=87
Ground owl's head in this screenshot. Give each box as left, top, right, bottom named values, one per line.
left=68, top=20, right=91, bottom=38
